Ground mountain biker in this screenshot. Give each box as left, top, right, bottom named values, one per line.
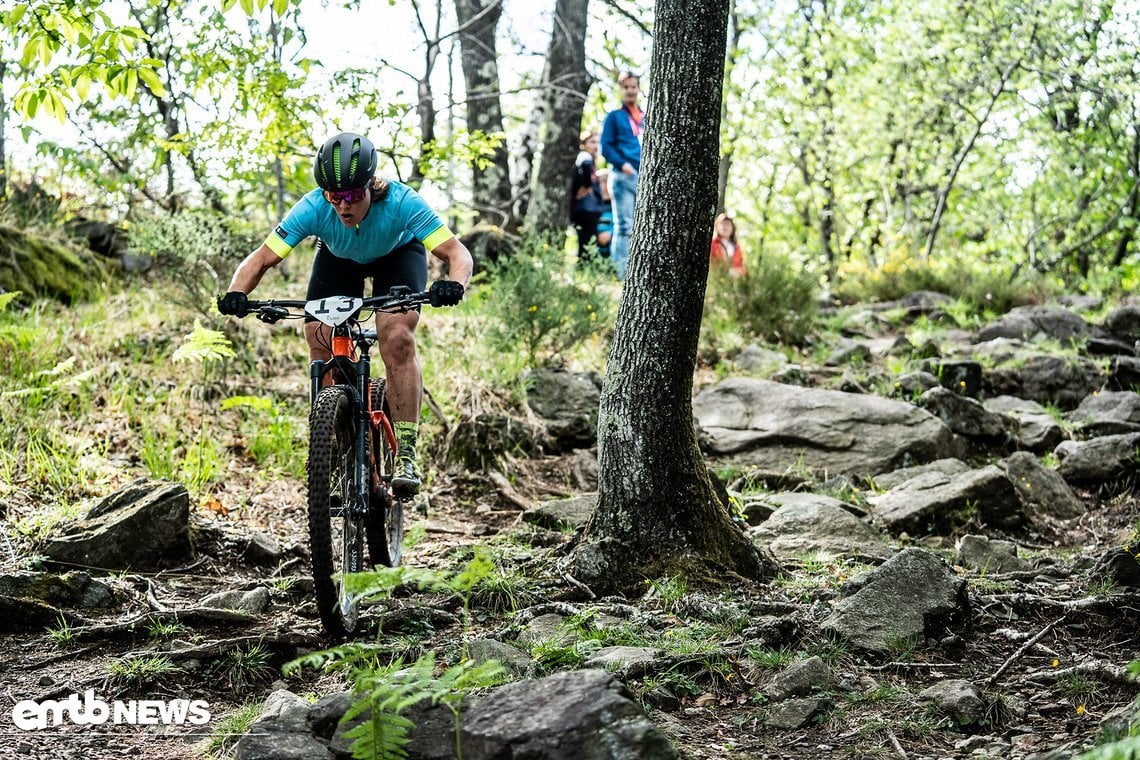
left=218, top=132, right=473, bottom=497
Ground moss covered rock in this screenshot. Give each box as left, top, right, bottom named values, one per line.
left=0, top=223, right=114, bottom=304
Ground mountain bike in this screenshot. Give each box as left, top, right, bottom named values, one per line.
left=239, top=286, right=434, bottom=638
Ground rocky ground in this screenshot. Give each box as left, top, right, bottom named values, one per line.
left=1, top=294, right=1139, bottom=759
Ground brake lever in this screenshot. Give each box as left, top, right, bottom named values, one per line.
left=256, top=306, right=289, bottom=324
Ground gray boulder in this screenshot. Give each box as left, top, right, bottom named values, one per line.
left=201, top=587, right=270, bottom=615
left=234, top=690, right=332, bottom=760
left=956, top=535, right=1033, bottom=574
left=694, top=379, right=956, bottom=477
left=867, top=465, right=1023, bottom=534
left=1103, top=303, right=1140, bottom=340
left=0, top=571, right=115, bottom=608
left=523, top=494, right=597, bottom=532
left=465, top=639, right=533, bottom=678
left=524, top=368, right=601, bottom=451
left=919, top=386, right=1011, bottom=443
left=1000, top=451, right=1085, bottom=520
left=461, top=670, right=677, bottom=760
left=1111, top=356, right=1140, bottom=391
left=920, top=680, right=985, bottom=725
left=43, top=479, right=192, bottom=570
left=982, top=396, right=1065, bottom=453
left=244, top=531, right=285, bottom=565
left=582, top=646, right=664, bottom=675
left=872, top=458, right=971, bottom=490
left=976, top=305, right=1091, bottom=344
left=764, top=656, right=834, bottom=702
left=750, top=494, right=892, bottom=563
left=765, top=697, right=827, bottom=730
left=1092, top=549, right=1140, bottom=589
left=1055, top=433, right=1140, bottom=482
left=734, top=344, right=789, bottom=371
left=985, top=354, right=1105, bottom=410
left=821, top=548, right=968, bottom=652
left=1067, top=390, right=1140, bottom=436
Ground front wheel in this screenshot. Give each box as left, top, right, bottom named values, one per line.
left=308, top=385, right=365, bottom=638
left=367, top=379, right=403, bottom=567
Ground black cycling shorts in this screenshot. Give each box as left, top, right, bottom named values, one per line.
left=304, top=238, right=428, bottom=322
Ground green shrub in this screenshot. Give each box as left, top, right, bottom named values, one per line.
left=703, top=251, right=819, bottom=347
left=834, top=246, right=1059, bottom=314
left=128, top=211, right=255, bottom=313
left=480, top=234, right=616, bottom=366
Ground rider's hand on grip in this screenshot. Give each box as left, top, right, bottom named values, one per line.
left=218, top=291, right=250, bottom=317
left=428, top=280, right=464, bottom=307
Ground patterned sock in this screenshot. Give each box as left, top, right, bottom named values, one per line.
left=394, top=420, right=419, bottom=462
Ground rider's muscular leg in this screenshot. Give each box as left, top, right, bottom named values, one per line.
left=377, top=310, right=422, bottom=423
left=305, top=323, right=334, bottom=362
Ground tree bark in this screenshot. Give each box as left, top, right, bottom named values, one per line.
left=408, top=0, right=444, bottom=189
left=716, top=0, right=742, bottom=216
left=453, top=0, right=515, bottom=229
left=524, top=0, right=591, bottom=236
left=570, top=0, right=778, bottom=596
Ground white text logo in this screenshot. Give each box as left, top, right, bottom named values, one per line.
left=12, top=690, right=211, bottom=730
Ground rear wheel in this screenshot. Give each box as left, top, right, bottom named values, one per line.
left=307, top=386, right=364, bottom=638
left=367, top=379, right=403, bottom=567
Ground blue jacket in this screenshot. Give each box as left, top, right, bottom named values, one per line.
left=601, top=106, right=643, bottom=172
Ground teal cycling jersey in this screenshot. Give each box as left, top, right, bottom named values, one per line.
left=264, top=181, right=453, bottom=262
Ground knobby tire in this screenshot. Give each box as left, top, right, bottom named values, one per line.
left=308, top=386, right=364, bottom=639
left=367, top=379, right=403, bottom=568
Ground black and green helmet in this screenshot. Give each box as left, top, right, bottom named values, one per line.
left=314, top=132, right=378, bottom=191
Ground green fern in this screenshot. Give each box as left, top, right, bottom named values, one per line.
left=284, top=649, right=506, bottom=760
left=172, top=320, right=235, bottom=364
left=284, top=553, right=512, bottom=760
left=0, top=291, right=22, bottom=311
left=340, top=657, right=430, bottom=760
left=1076, top=737, right=1140, bottom=760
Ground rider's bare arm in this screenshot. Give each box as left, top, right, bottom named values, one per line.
left=428, top=236, right=473, bottom=290
left=227, top=244, right=284, bottom=295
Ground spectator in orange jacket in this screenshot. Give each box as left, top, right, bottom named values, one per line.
left=710, top=213, right=746, bottom=275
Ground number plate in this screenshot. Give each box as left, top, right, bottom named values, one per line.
left=305, top=296, right=363, bottom=327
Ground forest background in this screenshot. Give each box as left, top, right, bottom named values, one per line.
left=1, top=0, right=1138, bottom=296
left=1, top=3, right=1139, bottom=757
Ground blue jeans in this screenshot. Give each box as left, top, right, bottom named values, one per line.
left=607, top=170, right=638, bottom=280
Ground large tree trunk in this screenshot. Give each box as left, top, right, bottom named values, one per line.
left=454, top=0, right=515, bottom=230
left=524, top=0, right=591, bottom=235
left=570, top=0, right=778, bottom=595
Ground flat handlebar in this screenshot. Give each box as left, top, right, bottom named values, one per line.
left=243, top=287, right=434, bottom=324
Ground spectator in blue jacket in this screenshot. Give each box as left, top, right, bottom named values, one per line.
left=600, top=71, right=644, bottom=280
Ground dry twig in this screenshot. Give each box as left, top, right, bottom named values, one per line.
left=488, top=470, right=533, bottom=511
left=986, top=615, right=1065, bottom=687
left=1023, top=659, right=1136, bottom=686
left=886, top=727, right=908, bottom=758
